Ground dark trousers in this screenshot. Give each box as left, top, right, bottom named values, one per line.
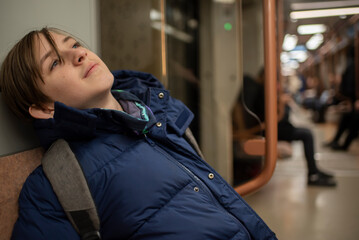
left=332, top=112, right=352, bottom=143
left=278, top=126, right=318, bottom=175
left=333, top=111, right=359, bottom=149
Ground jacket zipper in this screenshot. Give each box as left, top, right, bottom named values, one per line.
left=146, top=137, right=244, bottom=219
left=143, top=134, right=251, bottom=239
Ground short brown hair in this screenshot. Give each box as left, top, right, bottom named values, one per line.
left=0, top=27, right=73, bottom=120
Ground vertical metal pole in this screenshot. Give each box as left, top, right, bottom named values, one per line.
left=235, top=0, right=277, bottom=196
left=263, top=0, right=278, bottom=191
left=277, top=0, right=284, bottom=85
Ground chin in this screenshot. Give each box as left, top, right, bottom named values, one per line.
left=104, top=75, right=115, bottom=89
left=96, top=70, right=114, bottom=88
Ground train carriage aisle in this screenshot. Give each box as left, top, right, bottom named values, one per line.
left=244, top=105, right=359, bottom=240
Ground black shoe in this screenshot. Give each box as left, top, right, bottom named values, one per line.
left=323, top=141, right=336, bottom=148
left=308, top=172, right=337, bottom=187
left=331, top=143, right=346, bottom=151
left=323, top=140, right=340, bottom=148
left=317, top=170, right=334, bottom=179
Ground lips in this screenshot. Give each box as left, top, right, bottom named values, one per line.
left=84, top=63, right=98, bottom=78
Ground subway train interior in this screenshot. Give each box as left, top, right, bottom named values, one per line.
left=1, top=0, right=359, bottom=239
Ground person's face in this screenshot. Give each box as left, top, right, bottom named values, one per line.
left=34, top=31, right=114, bottom=111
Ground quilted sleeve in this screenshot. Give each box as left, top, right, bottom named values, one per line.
left=11, top=167, right=80, bottom=240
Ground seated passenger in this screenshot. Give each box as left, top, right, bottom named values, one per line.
left=0, top=27, right=277, bottom=240
left=324, top=45, right=359, bottom=151
left=278, top=93, right=336, bottom=187
left=235, top=68, right=336, bottom=187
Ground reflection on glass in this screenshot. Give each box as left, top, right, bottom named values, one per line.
left=100, top=0, right=200, bottom=140
left=165, top=0, right=200, bottom=140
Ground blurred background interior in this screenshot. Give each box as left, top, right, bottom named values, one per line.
left=1, top=0, right=359, bottom=239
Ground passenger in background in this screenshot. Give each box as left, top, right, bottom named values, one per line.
left=277, top=90, right=336, bottom=187
left=0, top=27, right=277, bottom=240
left=324, top=44, right=359, bottom=151
left=234, top=68, right=336, bottom=187
left=301, top=75, right=330, bottom=123
left=232, top=74, right=265, bottom=184
left=268, top=69, right=336, bottom=186
left=324, top=101, right=359, bottom=151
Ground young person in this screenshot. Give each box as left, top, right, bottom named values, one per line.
left=0, top=27, right=277, bottom=240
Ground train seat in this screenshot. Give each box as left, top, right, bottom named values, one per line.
left=0, top=95, right=42, bottom=239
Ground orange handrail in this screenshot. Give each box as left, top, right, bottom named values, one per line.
left=235, top=0, right=277, bottom=196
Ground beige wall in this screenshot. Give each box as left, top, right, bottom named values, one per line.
left=0, top=0, right=99, bottom=156
left=0, top=0, right=100, bottom=63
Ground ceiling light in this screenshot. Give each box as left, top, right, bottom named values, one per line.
left=280, top=52, right=290, bottom=63
left=213, top=0, right=235, bottom=3
left=306, top=33, right=324, bottom=50
left=290, top=50, right=308, bottom=62
left=297, top=24, right=327, bottom=35
left=290, top=7, right=359, bottom=20
left=291, top=1, right=359, bottom=11
left=282, top=34, right=298, bottom=51
left=282, top=60, right=300, bottom=70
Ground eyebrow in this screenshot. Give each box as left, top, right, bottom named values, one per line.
left=39, top=36, right=74, bottom=67
left=62, top=36, right=72, bottom=43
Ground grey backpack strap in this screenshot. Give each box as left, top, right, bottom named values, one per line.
left=184, top=128, right=205, bottom=160
left=42, top=139, right=101, bottom=240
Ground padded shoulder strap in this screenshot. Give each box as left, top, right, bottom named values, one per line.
left=42, top=139, right=101, bottom=240
left=184, top=128, right=205, bottom=160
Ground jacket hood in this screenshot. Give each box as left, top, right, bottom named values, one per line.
left=33, top=89, right=156, bottom=149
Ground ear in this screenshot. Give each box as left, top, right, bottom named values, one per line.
left=29, top=104, right=55, bottom=119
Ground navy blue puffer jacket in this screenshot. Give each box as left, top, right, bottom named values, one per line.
left=11, top=70, right=277, bottom=240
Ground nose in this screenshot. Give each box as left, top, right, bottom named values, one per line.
left=72, top=48, right=87, bottom=65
